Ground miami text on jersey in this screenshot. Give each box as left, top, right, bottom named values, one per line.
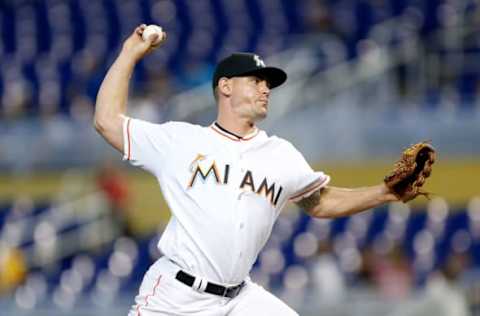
left=188, top=159, right=283, bottom=206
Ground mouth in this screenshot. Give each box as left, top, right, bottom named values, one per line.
left=258, top=99, right=268, bottom=107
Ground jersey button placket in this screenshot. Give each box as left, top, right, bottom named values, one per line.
left=239, top=152, right=245, bottom=172
left=233, top=187, right=247, bottom=278
left=230, top=156, right=244, bottom=279
left=237, top=192, right=244, bottom=200
left=237, top=153, right=245, bottom=198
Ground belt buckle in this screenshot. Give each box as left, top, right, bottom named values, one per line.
left=235, top=281, right=245, bottom=296
left=222, top=286, right=229, bottom=297
left=226, top=282, right=243, bottom=298
left=229, top=286, right=238, bottom=298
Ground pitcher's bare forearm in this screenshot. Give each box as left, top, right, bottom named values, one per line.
left=297, top=184, right=398, bottom=218
left=94, top=24, right=165, bottom=152
left=96, top=53, right=136, bottom=121
left=94, top=53, right=137, bottom=152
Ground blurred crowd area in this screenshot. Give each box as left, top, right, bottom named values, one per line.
left=0, top=0, right=479, bottom=122
left=0, top=0, right=479, bottom=171
left=0, top=0, right=480, bottom=315
left=0, top=0, right=302, bottom=121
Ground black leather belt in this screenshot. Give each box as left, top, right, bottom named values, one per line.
left=175, top=270, right=245, bottom=298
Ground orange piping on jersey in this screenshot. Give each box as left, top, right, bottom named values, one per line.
left=127, top=118, right=132, bottom=160
left=136, top=275, right=162, bottom=316
left=289, top=177, right=329, bottom=201
left=210, top=124, right=259, bottom=142
left=242, top=129, right=259, bottom=140
left=211, top=125, right=241, bottom=141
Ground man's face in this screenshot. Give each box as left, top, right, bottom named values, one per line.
left=229, top=75, right=271, bottom=121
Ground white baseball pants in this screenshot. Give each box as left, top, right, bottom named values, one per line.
left=128, top=256, right=298, bottom=316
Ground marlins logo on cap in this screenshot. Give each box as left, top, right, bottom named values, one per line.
left=253, top=55, right=265, bottom=67
left=212, top=52, right=287, bottom=90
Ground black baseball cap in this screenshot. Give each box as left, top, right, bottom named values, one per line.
left=212, top=52, right=287, bottom=90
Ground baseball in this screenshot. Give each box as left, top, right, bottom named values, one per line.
left=142, top=24, right=163, bottom=45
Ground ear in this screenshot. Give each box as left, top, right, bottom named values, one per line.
left=218, top=77, right=232, bottom=97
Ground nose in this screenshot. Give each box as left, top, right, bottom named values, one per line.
left=260, top=80, right=270, bottom=96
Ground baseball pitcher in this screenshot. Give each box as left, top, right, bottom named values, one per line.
left=94, top=25, right=435, bottom=316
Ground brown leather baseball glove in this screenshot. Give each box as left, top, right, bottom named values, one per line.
left=384, top=141, right=436, bottom=202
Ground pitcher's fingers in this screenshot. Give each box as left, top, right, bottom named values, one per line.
left=150, top=32, right=167, bottom=48
left=147, top=33, right=159, bottom=45
left=135, top=24, right=147, bottom=35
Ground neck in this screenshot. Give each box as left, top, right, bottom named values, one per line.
left=216, top=116, right=256, bottom=137
left=216, top=95, right=261, bottom=136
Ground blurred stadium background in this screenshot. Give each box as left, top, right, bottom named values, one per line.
left=0, top=0, right=479, bottom=315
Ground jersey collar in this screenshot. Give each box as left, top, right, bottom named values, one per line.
left=210, top=122, right=259, bottom=142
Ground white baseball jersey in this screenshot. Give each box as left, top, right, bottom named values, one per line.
left=122, top=118, right=330, bottom=285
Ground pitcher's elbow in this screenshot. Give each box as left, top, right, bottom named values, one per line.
left=93, top=117, right=104, bottom=133
left=93, top=115, right=111, bottom=135
left=93, top=113, right=124, bottom=139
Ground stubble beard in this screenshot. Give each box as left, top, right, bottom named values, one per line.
left=233, top=98, right=269, bottom=123
left=248, top=106, right=267, bottom=122
left=251, top=99, right=269, bottom=121
left=236, top=104, right=267, bottom=123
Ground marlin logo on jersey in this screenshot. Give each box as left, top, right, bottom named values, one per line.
left=188, top=154, right=229, bottom=188
left=188, top=155, right=282, bottom=206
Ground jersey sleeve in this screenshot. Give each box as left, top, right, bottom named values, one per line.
left=286, top=144, right=331, bottom=203
left=122, top=117, right=176, bottom=174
